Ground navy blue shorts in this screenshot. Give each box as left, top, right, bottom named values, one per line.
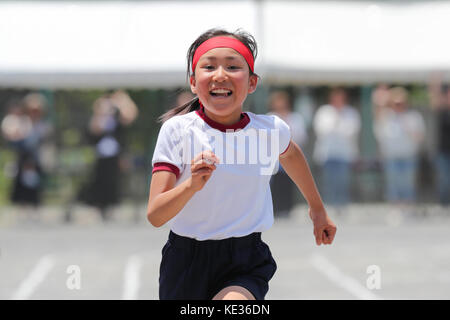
left=159, top=230, right=277, bottom=300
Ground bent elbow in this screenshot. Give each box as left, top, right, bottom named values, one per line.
left=147, top=211, right=164, bottom=228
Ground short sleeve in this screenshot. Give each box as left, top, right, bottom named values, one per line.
left=151, top=118, right=185, bottom=179
left=273, top=115, right=291, bottom=155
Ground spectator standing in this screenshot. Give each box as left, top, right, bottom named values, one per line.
left=373, top=86, right=425, bottom=204
left=77, top=90, right=138, bottom=222
left=428, top=77, right=450, bottom=206
left=1, top=93, right=54, bottom=219
left=313, top=88, right=361, bottom=207
left=268, top=91, right=308, bottom=217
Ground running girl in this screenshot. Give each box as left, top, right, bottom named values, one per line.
left=147, top=28, right=337, bottom=300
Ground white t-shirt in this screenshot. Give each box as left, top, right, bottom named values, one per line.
left=152, top=107, right=291, bottom=240
left=313, top=104, right=361, bottom=164
left=374, top=109, right=425, bottom=159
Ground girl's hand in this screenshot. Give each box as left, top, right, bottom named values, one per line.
left=309, top=207, right=337, bottom=246
left=189, top=150, right=220, bottom=192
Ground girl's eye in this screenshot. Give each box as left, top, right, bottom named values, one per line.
left=201, top=65, right=242, bottom=71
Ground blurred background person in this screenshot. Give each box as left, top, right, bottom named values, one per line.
left=268, top=90, right=308, bottom=217
left=0, top=93, right=54, bottom=220
left=428, top=76, right=450, bottom=206
left=372, top=84, right=391, bottom=115
left=373, top=86, right=425, bottom=205
left=75, top=90, right=138, bottom=222
left=1, top=99, right=32, bottom=145
left=313, top=87, right=361, bottom=209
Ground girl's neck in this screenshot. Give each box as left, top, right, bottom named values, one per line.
left=196, top=104, right=249, bottom=132
left=204, top=108, right=241, bottom=125
left=200, top=103, right=243, bottom=125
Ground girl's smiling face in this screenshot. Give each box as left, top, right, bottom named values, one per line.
left=190, top=46, right=258, bottom=125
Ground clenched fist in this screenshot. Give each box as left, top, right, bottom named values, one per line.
left=189, top=150, right=220, bottom=192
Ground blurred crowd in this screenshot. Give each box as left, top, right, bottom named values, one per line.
left=1, top=82, right=449, bottom=222
left=1, top=90, right=138, bottom=222
left=268, top=81, right=450, bottom=217
left=1, top=93, right=54, bottom=215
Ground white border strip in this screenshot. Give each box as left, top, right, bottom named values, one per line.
left=310, top=254, right=382, bottom=300
left=122, top=254, right=142, bottom=300
left=11, top=254, right=55, bottom=300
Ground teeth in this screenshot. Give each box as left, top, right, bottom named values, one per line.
left=211, top=89, right=231, bottom=94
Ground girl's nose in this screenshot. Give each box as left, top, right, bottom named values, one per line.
left=213, top=66, right=227, bottom=82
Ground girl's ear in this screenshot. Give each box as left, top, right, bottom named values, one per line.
left=190, top=75, right=197, bottom=95
left=248, top=74, right=258, bottom=94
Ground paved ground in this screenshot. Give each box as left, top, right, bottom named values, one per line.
left=1, top=203, right=449, bottom=300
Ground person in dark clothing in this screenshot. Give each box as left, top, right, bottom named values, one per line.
left=429, top=77, right=450, bottom=205
left=267, top=91, right=308, bottom=218
left=76, top=90, right=138, bottom=221
left=1, top=94, right=53, bottom=207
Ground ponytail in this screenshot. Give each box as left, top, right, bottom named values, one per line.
left=158, top=96, right=200, bottom=123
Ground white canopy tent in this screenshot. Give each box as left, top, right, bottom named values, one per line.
left=263, top=1, right=450, bottom=85
left=1, top=0, right=449, bottom=88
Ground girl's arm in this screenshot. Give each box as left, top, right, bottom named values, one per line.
left=279, top=140, right=337, bottom=245
left=147, top=171, right=196, bottom=227
left=147, top=150, right=219, bottom=227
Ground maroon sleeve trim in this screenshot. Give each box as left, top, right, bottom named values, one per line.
left=152, top=162, right=180, bottom=179
left=280, top=141, right=291, bottom=156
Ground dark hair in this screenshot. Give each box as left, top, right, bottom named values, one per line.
left=158, top=28, right=258, bottom=123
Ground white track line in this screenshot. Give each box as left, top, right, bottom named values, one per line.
left=11, top=254, right=55, bottom=300
left=310, top=254, right=382, bottom=300
left=122, top=254, right=142, bottom=300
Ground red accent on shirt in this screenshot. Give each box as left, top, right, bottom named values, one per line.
left=195, top=104, right=250, bottom=133
left=280, top=141, right=291, bottom=156
left=152, top=162, right=180, bottom=179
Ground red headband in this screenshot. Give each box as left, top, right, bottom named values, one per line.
left=192, top=36, right=255, bottom=74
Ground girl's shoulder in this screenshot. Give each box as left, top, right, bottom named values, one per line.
left=246, top=112, right=290, bottom=130
left=160, top=111, right=199, bottom=130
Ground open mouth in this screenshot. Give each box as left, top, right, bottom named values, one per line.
left=210, top=88, right=232, bottom=97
